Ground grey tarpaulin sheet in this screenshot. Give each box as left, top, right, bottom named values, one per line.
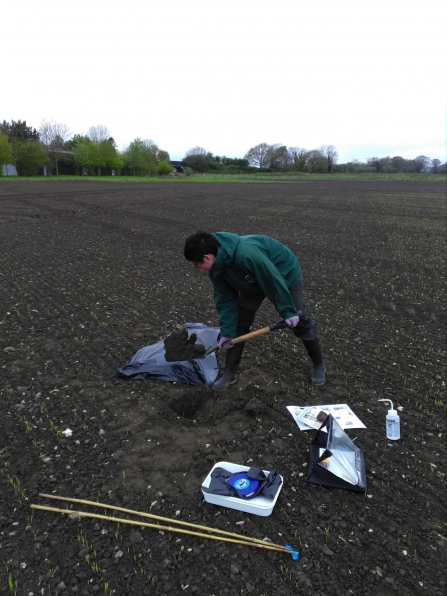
left=117, top=323, right=220, bottom=386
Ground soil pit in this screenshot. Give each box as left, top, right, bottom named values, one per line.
left=164, top=326, right=206, bottom=361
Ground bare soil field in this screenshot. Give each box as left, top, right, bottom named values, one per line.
left=0, top=180, right=445, bottom=596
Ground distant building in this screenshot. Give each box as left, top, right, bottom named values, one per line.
left=2, top=164, right=17, bottom=176
left=170, top=161, right=186, bottom=173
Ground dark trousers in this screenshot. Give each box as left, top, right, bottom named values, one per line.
left=224, top=282, right=318, bottom=372
left=237, top=283, right=318, bottom=340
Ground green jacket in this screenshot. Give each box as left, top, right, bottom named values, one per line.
left=209, top=232, right=302, bottom=337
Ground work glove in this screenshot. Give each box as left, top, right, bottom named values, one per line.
left=218, top=336, right=234, bottom=350
left=285, top=316, right=299, bottom=328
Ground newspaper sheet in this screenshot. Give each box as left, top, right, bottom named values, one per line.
left=287, top=403, right=366, bottom=431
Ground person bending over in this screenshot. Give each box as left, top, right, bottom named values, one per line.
left=184, top=230, right=325, bottom=390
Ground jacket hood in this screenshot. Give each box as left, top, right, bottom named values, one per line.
left=212, top=232, right=241, bottom=270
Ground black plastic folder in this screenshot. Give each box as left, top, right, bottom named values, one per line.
left=307, top=414, right=367, bottom=492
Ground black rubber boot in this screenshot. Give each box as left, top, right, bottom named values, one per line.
left=212, top=368, right=237, bottom=390
left=213, top=342, right=245, bottom=390
left=302, top=337, right=326, bottom=385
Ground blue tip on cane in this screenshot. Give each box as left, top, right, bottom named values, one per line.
left=285, top=545, right=292, bottom=550
left=292, top=550, right=299, bottom=560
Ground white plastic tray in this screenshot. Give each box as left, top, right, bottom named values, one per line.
left=201, top=461, right=283, bottom=516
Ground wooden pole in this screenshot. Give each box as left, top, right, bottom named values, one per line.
left=31, top=504, right=288, bottom=553
left=38, top=493, right=286, bottom=551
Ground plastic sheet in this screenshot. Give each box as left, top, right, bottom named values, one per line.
left=117, top=323, right=220, bottom=386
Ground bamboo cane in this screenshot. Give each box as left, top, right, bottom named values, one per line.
left=31, top=504, right=288, bottom=553
left=38, top=493, right=286, bottom=551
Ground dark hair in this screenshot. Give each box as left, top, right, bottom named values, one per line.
left=184, top=231, right=219, bottom=262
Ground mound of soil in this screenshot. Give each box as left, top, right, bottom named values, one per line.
left=164, top=326, right=206, bottom=361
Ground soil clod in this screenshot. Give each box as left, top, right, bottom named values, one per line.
left=164, top=327, right=206, bottom=362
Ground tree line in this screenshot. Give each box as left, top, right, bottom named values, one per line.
left=0, top=119, right=445, bottom=176
left=0, top=120, right=173, bottom=177
left=174, top=143, right=446, bottom=175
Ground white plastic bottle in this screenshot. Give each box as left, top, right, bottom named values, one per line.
left=378, top=399, right=400, bottom=440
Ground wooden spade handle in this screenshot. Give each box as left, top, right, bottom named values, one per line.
left=229, top=326, right=271, bottom=345
left=204, top=326, right=272, bottom=356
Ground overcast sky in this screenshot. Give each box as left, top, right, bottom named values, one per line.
left=2, top=0, right=446, bottom=163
